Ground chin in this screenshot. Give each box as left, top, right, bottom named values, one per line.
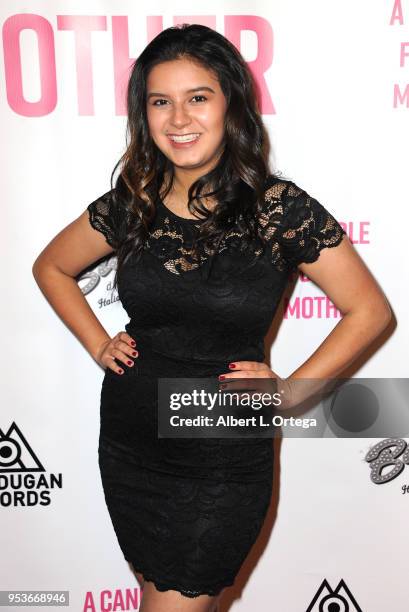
left=168, top=153, right=206, bottom=166
left=174, top=159, right=210, bottom=170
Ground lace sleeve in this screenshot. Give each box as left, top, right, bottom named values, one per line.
left=260, top=177, right=347, bottom=272
left=275, top=180, right=346, bottom=270
left=87, top=189, right=128, bottom=250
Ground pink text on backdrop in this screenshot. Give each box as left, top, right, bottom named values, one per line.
left=2, top=14, right=274, bottom=117
left=340, top=221, right=370, bottom=244
left=284, top=296, right=343, bottom=319
left=389, top=1, right=409, bottom=106
left=83, top=587, right=142, bottom=611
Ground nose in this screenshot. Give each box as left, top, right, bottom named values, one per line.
left=169, top=102, right=192, bottom=129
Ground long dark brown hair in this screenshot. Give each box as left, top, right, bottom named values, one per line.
left=109, top=23, right=282, bottom=286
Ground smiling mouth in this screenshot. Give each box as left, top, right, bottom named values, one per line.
left=167, top=133, right=201, bottom=143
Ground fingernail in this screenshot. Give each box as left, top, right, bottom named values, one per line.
left=130, top=340, right=136, bottom=346
left=127, top=360, right=133, bottom=366
left=219, top=375, right=225, bottom=381
left=132, top=351, right=138, bottom=357
left=228, top=363, right=236, bottom=368
left=118, top=369, right=124, bottom=374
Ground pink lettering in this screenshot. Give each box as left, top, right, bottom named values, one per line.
left=57, top=15, right=107, bottom=115
left=394, top=83, right=409, bottom=107
left=400, top=42, right=409, bottom=67
left=225, top=15, right=274, bottom=114
left=3, top=14, right=57, bottom=116
left=284, top=297, right=343, bottom=319
left=2, top=14, right=275, bottom=116
left=339, top=221, right=370, bottom=244
left=389, top=0, right=404, bottom=25
left=112, top=16, right=136, bottom=116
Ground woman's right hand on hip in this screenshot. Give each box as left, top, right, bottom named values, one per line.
left=95, top=331, right=138, bottom=375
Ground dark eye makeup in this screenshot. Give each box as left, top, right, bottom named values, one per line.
left=151, top=95, right=208, bottom=106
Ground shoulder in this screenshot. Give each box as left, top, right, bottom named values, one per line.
left=258, top=174, right=293, bottom=237
left=87, top=187, right=130, bottom=249
left=262, top=174, right=339, bottom=228
left=87, top=187, right=128, bottom=218
left=260, top=174, right=347, bottom=268
left=262, top=174, right=309, bottom=212
left=263, top=174, right=291, bottom=199
left=261, top=174, right=298, bottom=220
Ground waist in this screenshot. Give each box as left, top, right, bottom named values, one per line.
left=125, top=323, right=265, bottom=366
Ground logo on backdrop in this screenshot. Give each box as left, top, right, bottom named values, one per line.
left=0, top=422, right=62, bottom=507
left=306, top=578, right=362, bottom=611
left=78, top=255, right=120, bottom=306
left=365, top=438, right=409, bottom=489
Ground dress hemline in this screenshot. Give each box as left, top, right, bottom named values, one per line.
left=127, top=559, right=234, bottom=599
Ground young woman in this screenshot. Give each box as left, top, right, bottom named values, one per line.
left=32, top=24, right=391, bottom=612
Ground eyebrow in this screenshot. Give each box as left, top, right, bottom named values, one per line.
left=147, top=86, right=216, bottom=100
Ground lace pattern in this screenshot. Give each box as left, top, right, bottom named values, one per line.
left=90, top=176, right=346, bottom=598
left=87, top=189, right=128, bottom=250
left=259, top=179, right=346, bottom=271
left=86, top=177, right=346, bottom=274
left=126, top=562, right=234, bottom=598
left=99, top=436, right=272, bottom=599
left=144, top=214, right=263, bottom=275
left=144, top=217, right=204, bottom=274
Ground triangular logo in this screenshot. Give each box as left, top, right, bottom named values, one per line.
left=306, top=578, right=362, bottom=611
left=0, top=422, right=45, bottom=472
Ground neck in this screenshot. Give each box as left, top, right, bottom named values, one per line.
left=162, top=165, right=219, bottom=214
left=171, top=168, right=200, bottom=199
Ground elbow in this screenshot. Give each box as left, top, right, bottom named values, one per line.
left=32, top=259, right=39, bottom=280
left=345, top=297, right=393, bottom=336
left=367, top=299, right=393, bottom=335
left=378, top=301, right=393, bottom=330
left=32, top=256, right=44, bottom=281
left=32, top=253, right=51, bottom=283
left=374, top=291, right=393, bottom=326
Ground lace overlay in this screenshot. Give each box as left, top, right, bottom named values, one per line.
left=87, top=175, right=346, bottom=598
left=259, top=179, right=346, bottom=271
left=99, top=436, right=272, bottom=598
left=87, top=189, right=129, bottom=250
left=87, top=176, right=346, bottom=274
left=144, top=215, right=204, bottom=274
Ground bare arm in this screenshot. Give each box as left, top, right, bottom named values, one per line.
left=32, top=210, right=136, bottom=373
left=289, top=234, right=392, bottom=380
left=217, top=235, right=393, bottom=408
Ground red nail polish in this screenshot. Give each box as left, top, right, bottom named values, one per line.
left=127, top=360, right=133, bottom=366
left=130, top=340, right=136, bottom=346
left=132, top=351, right=138, bottom=356
left=228, top=363, right=236, bottom=368
left=219, top=375, right=225, bottom=381
left=118, top=369, right=124, bottom=374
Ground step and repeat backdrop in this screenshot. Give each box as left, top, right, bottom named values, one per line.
left=1, top=1, right=408, bottom=610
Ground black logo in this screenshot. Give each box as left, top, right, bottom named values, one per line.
left=0, top=422, right=45, bottom=472
left=0, top=422, right=62, bottom=506
left=306, top=578, right=362, bottom=611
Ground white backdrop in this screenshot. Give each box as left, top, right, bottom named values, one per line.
left=1, top=1, right=408, bottom=610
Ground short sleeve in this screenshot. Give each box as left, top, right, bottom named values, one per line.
left=278, top=180, right=346, bottom=269
left=87, top=189, right=128, bottom=250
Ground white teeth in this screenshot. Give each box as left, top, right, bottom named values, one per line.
left=168, top=134, right=200, bottom=143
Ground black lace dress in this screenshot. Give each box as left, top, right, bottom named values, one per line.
left=87, top=175, right=346, bottom=598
